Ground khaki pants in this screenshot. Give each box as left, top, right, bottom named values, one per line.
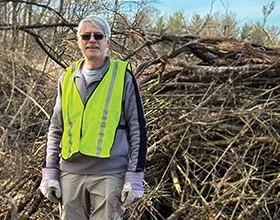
left=59, top=172, right=125, bottom=220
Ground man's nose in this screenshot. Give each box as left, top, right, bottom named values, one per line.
left=88, top=35, right=96, bottom=41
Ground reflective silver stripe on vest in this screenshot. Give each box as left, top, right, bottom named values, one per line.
left=96, top=60, right=119, bottom=156
left=67, top=105, right=73, bottom=157
left=67, top=73, right=75, bottom=157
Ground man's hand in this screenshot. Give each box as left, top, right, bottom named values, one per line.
left=121, top=172, right=144, bottom=207
left=39, top=168, right=61, bottom=203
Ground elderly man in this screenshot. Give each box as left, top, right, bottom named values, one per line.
left=39, top=15, right=147, bottom=220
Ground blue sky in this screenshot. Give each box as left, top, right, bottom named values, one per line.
left=152, top=0, right=280, bottom=27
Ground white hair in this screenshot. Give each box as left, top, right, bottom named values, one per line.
left=77, top=15, right=111, bottom=39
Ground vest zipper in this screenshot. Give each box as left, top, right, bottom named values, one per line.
left=80, top=107, right=85, bottom=139
left=80, top=90, right=92, bottom=139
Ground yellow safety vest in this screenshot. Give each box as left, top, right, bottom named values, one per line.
left=61, top=59, right=131, bottom=159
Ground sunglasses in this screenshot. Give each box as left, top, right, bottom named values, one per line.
left=80, top=33, right=105, bottom=41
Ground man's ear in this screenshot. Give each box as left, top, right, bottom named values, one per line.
left=77, top=37, right=82, bottom=50
left=107, top=37, right=111, bottom=48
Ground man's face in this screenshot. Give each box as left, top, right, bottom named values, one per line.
left=78, top=21, right=110, bottom=63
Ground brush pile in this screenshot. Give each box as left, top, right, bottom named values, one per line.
left=124, top=34, right=280, bottom=219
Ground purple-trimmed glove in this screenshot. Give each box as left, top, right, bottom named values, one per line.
left=121, top=171, right=144, bottom=207
left=39, top=168, right=61, bottom=203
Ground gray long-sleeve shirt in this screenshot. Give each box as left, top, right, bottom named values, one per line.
left=45, top=58, right=147, bottom=174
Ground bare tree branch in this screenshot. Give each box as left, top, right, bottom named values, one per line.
left=0, top=23, right=77, bottom=31
left=0, top=0, right=74, bottom=31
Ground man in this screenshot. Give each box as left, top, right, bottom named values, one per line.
left=39, top=15, right=147, bottom=220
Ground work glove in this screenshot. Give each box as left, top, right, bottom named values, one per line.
left=121, top=171, right=144, bottom=207
left=39, top=168, right=61, bottom=203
